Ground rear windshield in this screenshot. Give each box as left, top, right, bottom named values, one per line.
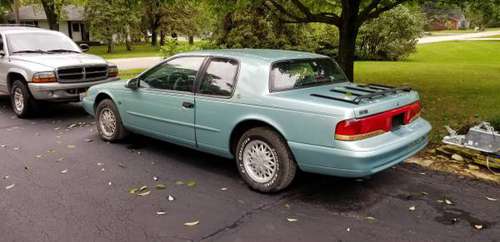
left=270, top=58, right=348, bottom=92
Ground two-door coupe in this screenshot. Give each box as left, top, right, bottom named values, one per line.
left=82, top=49, right=431, bottom=192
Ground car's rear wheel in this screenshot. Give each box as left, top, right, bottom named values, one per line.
left=236, top=127, right=297, bottom=193
left=96, top=99, right=128, bottom=142
left=10, top=80, right=38, bottom=118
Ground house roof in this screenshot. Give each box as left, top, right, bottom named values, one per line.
left=8, top=5, right=84, bottom=21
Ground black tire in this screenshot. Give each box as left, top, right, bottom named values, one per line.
left=95, top=99, right=128, bottom=142
left=236, top=127, right=297, bottom=193
left=10, top=80, right=38, bottom=118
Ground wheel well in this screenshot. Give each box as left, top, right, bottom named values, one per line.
left=229, top=120, right=285, bottom=155
left=7, top=73, right=26, bottom=91
left=94, top=93, right=112, bottom=110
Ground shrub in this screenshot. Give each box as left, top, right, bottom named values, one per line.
left=160, top=39, right=217, bottom=58
left=357, top=6, right=425, bottom=61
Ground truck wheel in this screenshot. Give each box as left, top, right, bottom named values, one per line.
left=236, top=127, right=297, bottom=193
left=96, top=99, right=128, bottom=142
left=10, top=80, right=37, bottom=118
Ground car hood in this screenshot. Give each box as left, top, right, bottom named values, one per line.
left=10, top=53, right=108, bottom=69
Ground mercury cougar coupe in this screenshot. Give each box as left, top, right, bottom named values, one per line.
left=82, top=49, right=431, bottom=192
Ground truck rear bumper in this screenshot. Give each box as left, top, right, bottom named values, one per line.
left=289, top=118, right=432, bottom=177
left=28, top=78, right=119, bottom=101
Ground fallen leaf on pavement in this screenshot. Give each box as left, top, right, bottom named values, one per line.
left=474, top=224, right=483, bottom=230
left=129, top=188, right=139, bottom=194
left=184, top=220, right=199, bottom=226
left=287, top=218, right=298, bottom=222
left=346, top=227, right=351, bottom=232
left=67, top=145, right=76, bottom=149
left=365, top=216, right=376, bottom=221
left=108, top=182, right=112, bottom=186
left=60, top=169, right=68, bottom=174
left=97, top=163, right=104, bottom=166
left=409, top=206, right=416, bottom=211
left=137, top=190, right=151, bottom=196
left=220, top=187, right=228, bottom=191
left=156, top=210, right=166, bottom=215
left=5, top=184, right=15, bottom=190
left=118, top=163, right=127, bottom=168
left=155, top=184, right=166, bottom=190
left=186, top=180, right=196, bottom=187
left=168, top=195, right=175, bottom=201
left=84, top=139, right=93, bottom=143
left=138, top=186, right=148, bottom=192
left=175, top=180, right=184, bottom=185
left=486, top=197, right=497, bottom=201
left=153, top=176, right=159, bottom=181
left=444, top=199, right=454, bottom=205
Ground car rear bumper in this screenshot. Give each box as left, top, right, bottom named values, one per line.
left=289, top=118, right=432, bottom=177
left=28, top=78, right=119, bottom=101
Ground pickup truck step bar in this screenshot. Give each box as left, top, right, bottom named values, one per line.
left=311, top=84, right=412, bottom=105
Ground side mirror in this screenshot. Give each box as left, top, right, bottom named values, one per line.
left=79, top=43, right=89, bottom=52
left=126, top=78, right=140, bottom=90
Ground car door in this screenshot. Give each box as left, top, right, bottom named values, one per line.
left=121, top=56, right=206, bottom=147
left=195, top=57, right=240, bottom=156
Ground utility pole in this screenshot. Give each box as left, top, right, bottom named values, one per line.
left=14, top=0, right=20, bottom=24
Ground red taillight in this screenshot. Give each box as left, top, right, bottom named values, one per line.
left=335, top=101, right=422, bottom=141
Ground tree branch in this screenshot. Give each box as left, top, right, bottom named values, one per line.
left=265, top=0, right=341, bottom=26
left=361, top=0, right=410, bottom=22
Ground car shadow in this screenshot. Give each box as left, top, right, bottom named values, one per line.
left=0, top=94, right=91, bottom=121
left=120, top=132, right=406, bottom=212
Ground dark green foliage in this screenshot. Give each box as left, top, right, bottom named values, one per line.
left=357, top=6, right=425, bottom=61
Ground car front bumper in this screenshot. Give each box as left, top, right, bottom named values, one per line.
left=28, top=78, right=119, bottom=102
left=289, top=118, right=432, bottom=178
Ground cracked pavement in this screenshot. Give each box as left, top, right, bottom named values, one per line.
left=0, top=95, right=498, bottom=242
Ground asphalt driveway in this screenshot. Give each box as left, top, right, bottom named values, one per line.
left=0, top=95, right=498, bottom=242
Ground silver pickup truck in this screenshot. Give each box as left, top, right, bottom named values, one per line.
left=0, top=25, right=119, bottom=118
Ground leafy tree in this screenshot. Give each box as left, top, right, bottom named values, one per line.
left=358, top=5, right=424, bottom=60
left=85, top=0, right=139, bottom=53
left=265, top=0, right=413, bottom=81
left=39, top=0, right=65, bottom=30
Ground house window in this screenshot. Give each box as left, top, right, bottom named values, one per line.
left=72, top=23, right=80, bottom=32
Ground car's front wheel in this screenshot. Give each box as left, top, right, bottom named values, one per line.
left=236, top=127, right=297, bottom=193
left=10, top=80, right=38, bottom=118
left=96, top=99, right=128, bottom=142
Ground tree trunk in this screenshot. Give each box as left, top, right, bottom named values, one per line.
left=151, top=30, right=158, bottom=46
left=188, top=36, right=194, bottom=45
left=160, top=31, right=166, bottom=46
left=40, top=0, right=59, bottom=31
left=107, top=38, right=113, bottom=53
left=337, top=0, right=361, bottom=81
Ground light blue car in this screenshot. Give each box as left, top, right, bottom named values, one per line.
left=82, top=49, right=431, bottom=192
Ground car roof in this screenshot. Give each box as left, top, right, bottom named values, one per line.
left=0, top=26, right=56, bottom=34
left=180, top=49, right=329, bottom=63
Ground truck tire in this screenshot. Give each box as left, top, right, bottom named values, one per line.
left=10, top=80, right=38, bottom=118
left=96, top=99, right=128, bottom=142
left=236, top=127, right=297, bottom=193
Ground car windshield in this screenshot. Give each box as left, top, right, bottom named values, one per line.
left=7, top=32, right=80, bottom=54
left=270, top=58, right=348, bottom=92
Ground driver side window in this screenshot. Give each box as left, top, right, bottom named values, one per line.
left=140, top=57, right=205, bottom=92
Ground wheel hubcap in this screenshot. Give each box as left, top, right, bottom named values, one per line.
left=99, top=108, right=117, bottom=137
left=13, top=88, right=24, bottom=113
left=242, top=140, right=278, bottom=183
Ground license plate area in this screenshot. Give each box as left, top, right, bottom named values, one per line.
left=392, top=113, right=405, bottom=131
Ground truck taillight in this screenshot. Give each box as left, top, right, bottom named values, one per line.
left=335, top=101, right=422, bottom=141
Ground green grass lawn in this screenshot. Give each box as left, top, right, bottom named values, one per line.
left=119, top=68, right=145, bottom=79
left=88, top=44, right=162, bottom=59
left=355, top=40, right=500, bottom=143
